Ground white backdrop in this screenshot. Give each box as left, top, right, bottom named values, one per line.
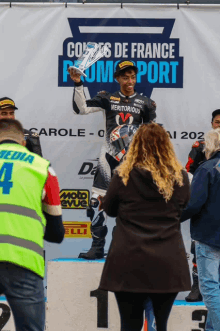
left=1, top=3, right=220, bottom=302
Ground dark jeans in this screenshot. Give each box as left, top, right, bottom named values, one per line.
left=115, top=291, right=178, bottom=331
left=0, top=262, right=45, bottom=331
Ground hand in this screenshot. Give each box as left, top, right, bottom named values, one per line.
left=98, top=195, right=105, bottom=211
left=68, top=67, right=81, bottom=83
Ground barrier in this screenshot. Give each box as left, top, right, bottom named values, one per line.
left=46, top=259, right=207, bottom=331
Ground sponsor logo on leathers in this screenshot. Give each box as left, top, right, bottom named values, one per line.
left=116, top=113, right=134, bottom=125
left=135, top=99, right=144, bottom=104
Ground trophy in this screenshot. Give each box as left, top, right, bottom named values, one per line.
left=68, top=42, right=109, bottom=77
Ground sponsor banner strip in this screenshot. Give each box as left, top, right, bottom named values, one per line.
left=63, top=221, right=92, bottom=238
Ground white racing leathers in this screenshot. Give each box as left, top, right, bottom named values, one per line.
left=72, top=82, right=157, bottom=196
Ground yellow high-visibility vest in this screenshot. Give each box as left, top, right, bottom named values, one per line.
left=0, top=143, right=49, bottom=277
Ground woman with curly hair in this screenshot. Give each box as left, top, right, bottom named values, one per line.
left=99, top=123, right=191, bottom=331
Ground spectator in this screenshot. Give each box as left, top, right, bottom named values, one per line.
left=99, top=123, right=191, bottom=331
left=0, top=119, right=64, bottom=331
left=185, top=109, right=220, bottom=175
left=185, top=109, right=220, bottom=304
left=0, top=97, right=43, bottom=156
left=181, top=128, right=220, bottom=331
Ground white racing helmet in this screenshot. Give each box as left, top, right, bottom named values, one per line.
left=110, top=124, right=139, bottom=162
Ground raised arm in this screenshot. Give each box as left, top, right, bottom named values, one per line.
left=69, top=67, right=106, bottom=115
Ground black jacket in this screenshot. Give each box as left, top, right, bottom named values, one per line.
left=185, top=140, right=205, bottom=174
left=24, top=129, right=43, bottom=156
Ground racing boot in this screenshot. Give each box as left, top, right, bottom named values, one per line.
left=78, top=196, right=108, bottom=260
left=78, top=224, right=108, bottom=260
left=185, top=265, right=203, bottom=302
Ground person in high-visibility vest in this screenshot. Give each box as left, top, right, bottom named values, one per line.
left=0, top=119, right=65, bottom=331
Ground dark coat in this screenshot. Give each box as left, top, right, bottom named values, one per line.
left=99, top=167, right=191, bottom=293
left=181, top=150, right=220, bottom=248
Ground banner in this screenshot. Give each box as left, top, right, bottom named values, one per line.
left=1, top=3, right=220, bottom=302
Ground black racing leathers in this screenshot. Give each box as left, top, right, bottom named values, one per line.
left=72, top=82, right=156, bottom=195
left=73, top=82, right=156, bottom=149
left=24, top=129, right=43, bottom=157
left=185, top=140, right=205, bottom=175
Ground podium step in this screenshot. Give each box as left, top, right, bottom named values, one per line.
left=46, top=258, right=207, bottom=331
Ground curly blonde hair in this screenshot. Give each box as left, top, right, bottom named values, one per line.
left=116, top=123, right=184, bottom=201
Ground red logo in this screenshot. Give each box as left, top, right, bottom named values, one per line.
left=116, top=113, right=133, bottom=125
left=63, top=222, right=91, bottom=238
